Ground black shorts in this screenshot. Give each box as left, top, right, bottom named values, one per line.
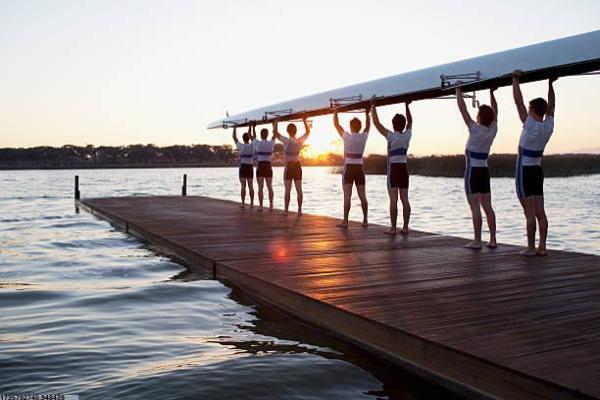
left=465, top=166, right=490, bottom=194
left=284, top=161, right=302, bottom=182
left=239, top=164, right=253, bottom=179
left=343, top=164, right=366, bottom=186
left=388, top=162, right=409, bottom=189
left=256, top=161, right=273, bottom=178
left=517, top=165, right=544, bottom=198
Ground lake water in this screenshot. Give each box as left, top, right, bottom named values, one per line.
left=1, top=167, right=598, bottom=399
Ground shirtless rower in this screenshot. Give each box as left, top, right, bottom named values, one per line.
left=273, top=117, right=311, bottom=215
left=333, top=107, right=370, bottom=228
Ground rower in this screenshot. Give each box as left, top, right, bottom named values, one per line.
left=333, top=107, right=370, bottom=228
left=371, top=100, right=413, bottom=235
left=232, top=125, right=255, bottom=208
left=253, top=124, right=276, bottom=211
left=455, top=82, right=499, bottom=249
left=272, top=117, right=311, bottom=215
left=512, top=70, right=557, bottom=256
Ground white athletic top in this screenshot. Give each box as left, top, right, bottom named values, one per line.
left=518, top=115, right=554, bottom=166
left=254, top=139, right=275, bottom=162
left=236, top=142, right=254, bottom=165
left=387, top=129, right=412, bottom=164
left=465, top=121, right=498, bottom=167
left=279, top=135, right=307, bottom=162
left=343, top=131, right=369, bottom=165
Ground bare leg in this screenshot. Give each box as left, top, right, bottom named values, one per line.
left=356, top=184, right=368, bottom=228
left=463, top=193, right=482, bottom=249
left=248, top=179, right=254, bottom=208
left=337, top=184, right=352, bottom=228
left=386, top=188, right=398, bottom=235
left=399, top=188, right=411, bottom=234
left=519, top=196, right=537, bottom=256
left=257, top=177, right=265, bottom=211
left=283, top=180, right=292, bottom=215
left=239, top=177, right=246, bottom=208
left=266, top=178, right=274, bottom=211
left=534, top=196, right=548, bottom=256
left=479, top=193, right=497, bottom=248
left=294, top=179, right=303, bottom=215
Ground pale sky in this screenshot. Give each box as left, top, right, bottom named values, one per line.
left=1, top=0, right=600, bottom=155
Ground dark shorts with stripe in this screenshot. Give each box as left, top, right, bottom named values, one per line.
left=239, top=164, right=253, bottom=179
left=465, top=167, right=490, bottom=194
left=343, top=164, right=366, bottom=186
left=256, top=161, right=273, bottom=178
left=518, top=165, right=544, bottom=198
left=284, top=161, right=302, bottom=182
left=388, top=163, right=409, bottom=189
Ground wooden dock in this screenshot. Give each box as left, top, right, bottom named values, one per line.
left=79, top=195, right=600, bottom=400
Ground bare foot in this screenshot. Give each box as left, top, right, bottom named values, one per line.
left=297, top=209, right=303, bottom=216
left=240, top=204, right=246, bottom=209
left=362, top=220, right=368, bottom=228
left=337, top=222, right=348, bottom=229
left=250, top=203, right=254, bottom=209
left=536, top=248, right=548, bottom=256
left=282, top=210, right=289, bottom=216
left=519, top=248, right=537, bottom=257
left=269, top=205, right=274, bottom=212
left=384, top=228, right=397, bottom=236
left=402, top=227, right=409, bottom=235
left=462, top=241, right=482, bottom=249
left=487, top=241, right=497, bottom=248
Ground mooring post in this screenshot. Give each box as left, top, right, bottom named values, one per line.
left=182, top=174, right=187, bottom=196
left=74, top=175, right=80, bottom=200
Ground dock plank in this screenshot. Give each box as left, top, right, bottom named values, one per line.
left=81, top=195, right=600, bottom=400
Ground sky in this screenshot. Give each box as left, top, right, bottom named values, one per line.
left=1, top=0, right=600, bottom=156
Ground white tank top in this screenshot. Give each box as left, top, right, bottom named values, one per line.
left=254, top=139, right=275, bottom=162
left=236, top=142, right=254, bottom=165
left=387, top=129, right=412, bottom=164
left=343, top=131, right=369, bottom=165
left=279, top=135, right=307, bottom=162
left=518, top=115, right=554, bottom=166
left=465, top=121, right=498, bottom=168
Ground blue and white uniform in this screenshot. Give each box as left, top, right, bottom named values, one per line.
left=236, top=142, right=254, bottom=179
left=279, top=135, right=307, bottom=182
left=254, top=139, right=275, bottom=178
left=464, top=121, right=497, bottom=194
left=386, top=129, right=412, bottom=189
left=516, top=115, right=554, bottom=198
left=342, top=131, right=369, bottom=185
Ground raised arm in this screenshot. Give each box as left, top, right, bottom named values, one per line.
left=405, top=101, right=413, bottom=130
left=455, top=83, right=474, bottom=127
left=232, top=126, right=239, bottom=144
left=363, top=107, right=371, bottom=133
left=272, top=120, right=281, bottom=140
left=248, top=124, right=255, bottom=141
left=333, top=108, right=344, bottom=137
left=512, top=70, right=527, bottom=123
left=370, top=104, right=388, bottom=137
left=490, top=87, right=498, bottom=121
left=302, top=116, right=311, bottom=139
left=547, top=77, right=557, bottom=117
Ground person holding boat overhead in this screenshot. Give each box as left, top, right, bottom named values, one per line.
left=272, top=117, right=311, bottom=216
left=455, top=82, right=498, bottom=249
left=333, top=106, right=370, bottom=228
left=232, top=125, right=255, bottom=208
left=512, top=70, right=557, bottom=256
left=371, top=100, right=413, bottom=235
left=252, top=123, right=276, bottom=211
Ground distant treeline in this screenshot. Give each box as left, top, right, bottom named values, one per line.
left=348, top=153, right=600, bottom=177
left=2, top=145, right=599, bottom=177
